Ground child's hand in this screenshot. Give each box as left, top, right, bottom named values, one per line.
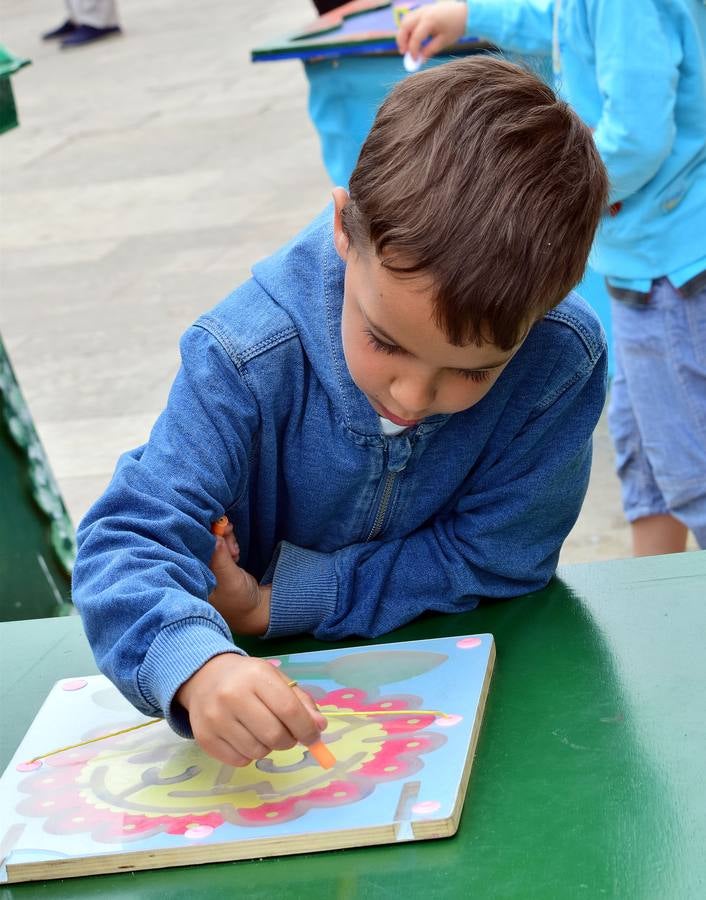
left=212, top=516, right=240, bottom=563
left=396, top=1, right=468, bottom=61
left=176, top=654, right=327, bottom=766
left=209, top=533, right=271, bottom=635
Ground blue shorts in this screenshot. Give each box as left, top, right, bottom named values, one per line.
left=608, top=277, right=706, bottom=548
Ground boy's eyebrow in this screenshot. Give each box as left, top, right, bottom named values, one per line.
left=365, top=316, right=514, bottom=371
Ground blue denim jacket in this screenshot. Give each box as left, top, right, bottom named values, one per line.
left=73, top=210, right=607, bottom=736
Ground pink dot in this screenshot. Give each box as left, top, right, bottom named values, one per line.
left=412, top=800, right=441, bottom=815
left=184, top=824, right=214, bottom=840
left=456, top=637, right=482, bottom=649
left=435, top=714, right=463, bottom=728
left=61, top=678, right=88, bottom=691
left=16, top=760, right=42, bottom=772
left=266, top=659, right=282, bottom=668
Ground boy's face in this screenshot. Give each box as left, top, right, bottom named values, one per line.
left=333, top=190, right=524, bottom=426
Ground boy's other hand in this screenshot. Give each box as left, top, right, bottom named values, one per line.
left=209, top=534, right=271, bottom=635
left=176, top=654, right=327, bottom=767
left=396, top=1, right=467, bottom=61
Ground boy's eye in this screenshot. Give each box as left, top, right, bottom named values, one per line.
left=365, top=330, right=403, bottom=355
left=365, top=329, right=493, bottom=384
left=457, top=368, right=491, bottom=384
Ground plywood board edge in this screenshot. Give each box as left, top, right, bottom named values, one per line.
left=411, top=637, right=495, bottom=840
left=4, top=822, right=401, bottom=883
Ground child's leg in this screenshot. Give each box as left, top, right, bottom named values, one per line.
left=631, top=514, right=688, bottom=557
left=608, top=278, right=706, bottom=552
left=608, top=335, right=677, bottom=554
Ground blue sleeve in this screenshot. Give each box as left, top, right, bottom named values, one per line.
left=468, top=0, right=554, bottom=56
left=72, top=326, right=258, bottom=737
left=265, top=345, right=607, bottom=640
left=587, top=0, right=678, bottom=203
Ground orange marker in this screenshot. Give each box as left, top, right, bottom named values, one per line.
left=211, top=515, right=229, bottom=537
left=308, top=739, right=336, bottom=770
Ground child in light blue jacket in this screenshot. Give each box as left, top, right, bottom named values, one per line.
left=399, top=0, right=706, bottom=555
left=73, top=58, right=609, bottom=767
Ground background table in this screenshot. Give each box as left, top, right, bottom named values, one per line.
left=2, top=552, right=705, bottom=899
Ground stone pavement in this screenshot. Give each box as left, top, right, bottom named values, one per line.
left=1, top=0, right=678, bottom=565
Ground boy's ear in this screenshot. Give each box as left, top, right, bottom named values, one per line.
left=332, top=187, right=350, bottom=261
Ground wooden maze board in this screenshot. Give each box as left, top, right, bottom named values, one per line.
left=0, top=633, right=494, bottom=883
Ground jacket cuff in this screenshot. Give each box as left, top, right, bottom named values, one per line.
left=137, top=618, right=246, bottom=738
left=264, top=542, right=338, bottom=638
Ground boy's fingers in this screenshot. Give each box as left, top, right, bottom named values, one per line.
left=223, top=719, right=279, bottom=761
left=259, top=679, right=322, bottom=748
left=209, top=536, right=235, bottom=576
left=237, top=702, right=299, bottom=752
left=421, top=34, right=447, bottom=59
left=396, top=13, right=417, bottom=52
left=226, top=533, right=240, bottom=561
left=293, top=687, right=327, bottom=731
left=202, top=734, right=252, bottom=768
left=209, top=539, right=256, bottom=606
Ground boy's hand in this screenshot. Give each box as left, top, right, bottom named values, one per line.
left=396, top=1, right=467, bottom=61
left=176, top=654, right=327, bottom=766
left=209, top=530, right=271, bottom=635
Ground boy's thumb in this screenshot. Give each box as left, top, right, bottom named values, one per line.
left=210, top=537, right=236, bottom=579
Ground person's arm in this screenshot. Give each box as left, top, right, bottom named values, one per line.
left=73, top=324, right=262, bottom=731
left=73, top=328, right=258, bottom=734
left=587, top=0, right=678, bottom=203
left=74, top=322, right=326, bottom=764
left=397, top=1, right=554, bottom=62
left=259, top=339, right=607, bottom=641
left=467, top=0, right=554, bottom=55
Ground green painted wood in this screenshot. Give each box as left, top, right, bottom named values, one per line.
left=0, top=45, right=30, bottom=135
left=1, top=552, right=705, bottom=899
left=0, top=337, right=75, bottom=620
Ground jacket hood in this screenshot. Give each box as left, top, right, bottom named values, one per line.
left=250, top=206, right=387, bottom=437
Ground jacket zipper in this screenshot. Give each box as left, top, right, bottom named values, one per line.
left=366, top=471, right=397, bottom=541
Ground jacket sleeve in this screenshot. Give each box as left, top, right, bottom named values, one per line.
left=587, top=0, right=678, bottom=203
left=467, top=0, right=554, bottom=56
left=265, top=345, right=607, bottom=640
left=72, top=325, right=258, bottom=737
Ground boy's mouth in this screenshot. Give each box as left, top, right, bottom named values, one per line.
left=374, top=401, right=421, bottom=428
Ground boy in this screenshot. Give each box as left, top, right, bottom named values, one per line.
left=73, top=57, right=609, bottom=768
left=398, top=1, right=706, bottom=556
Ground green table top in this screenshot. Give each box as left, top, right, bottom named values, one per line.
left=1, top=552, right=705, bottom=899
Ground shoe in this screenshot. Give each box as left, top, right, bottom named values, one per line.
left=42, top=19, right=77, bottom=41
left=60, top=24, right=122, bottom=48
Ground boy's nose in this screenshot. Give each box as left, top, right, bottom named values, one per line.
left=389, top=375, right=436, bottom=418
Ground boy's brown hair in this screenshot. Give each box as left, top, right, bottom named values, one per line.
left=342, top=56, right=609, bottom=350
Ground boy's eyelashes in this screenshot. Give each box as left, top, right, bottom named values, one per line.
left=456, top=368, right=492, bottom=384
left=365, top=329, right=403, bottom=356
left=363, top=330, right=491, bottom=384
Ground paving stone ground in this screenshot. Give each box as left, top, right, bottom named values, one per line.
left=4, top=0, right=692, bottom=564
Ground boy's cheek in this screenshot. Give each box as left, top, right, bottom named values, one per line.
left=443, top=375, right=501, bottom=415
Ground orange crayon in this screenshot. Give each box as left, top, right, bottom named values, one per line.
left=308, top=739, right=336, bottom=770
left=284, top=677, right=336, bottom=769
left=211, top=516, right=229, bottom=537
